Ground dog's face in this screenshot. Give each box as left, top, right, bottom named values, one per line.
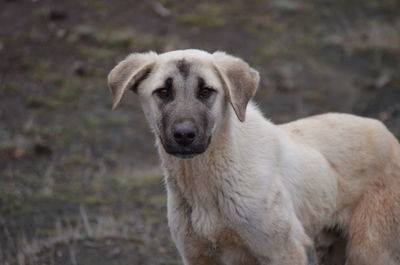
left=108, top=49, right=259, bottom=158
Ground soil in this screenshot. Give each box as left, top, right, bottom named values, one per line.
left=0, top=0, right=399, bottom=264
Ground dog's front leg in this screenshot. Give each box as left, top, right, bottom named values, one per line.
left=239, top=215, right=313, bottom=265
left=166, top=180, right=222, bottom=265
left=223, top=187, right=314, bottom=265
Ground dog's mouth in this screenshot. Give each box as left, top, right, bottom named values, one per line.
left=161, top=137, right=211, bottom=159
left=168, top=150, right=204, bottom=159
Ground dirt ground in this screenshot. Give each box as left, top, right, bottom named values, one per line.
left=0, top=0, right=399, bottom=264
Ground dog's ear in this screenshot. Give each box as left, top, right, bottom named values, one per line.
left=212, top=51, right=260, bottom=122
left=108, top=52, right=158, bottom=110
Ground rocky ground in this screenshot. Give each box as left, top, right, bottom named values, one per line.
left=0, top=0, right=399, bottom=264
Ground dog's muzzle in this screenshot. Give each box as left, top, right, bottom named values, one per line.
left=162, top=121, right=210, bottom=159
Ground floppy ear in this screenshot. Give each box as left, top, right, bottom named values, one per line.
left=212, top=51, right=260, bottom=122
left=107, top=52, right=158, bottom=110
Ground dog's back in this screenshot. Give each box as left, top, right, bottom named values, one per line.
left=281, top=112, right=400, bottom=180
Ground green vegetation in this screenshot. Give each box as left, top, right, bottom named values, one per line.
left=175, top=3, right=227, bottom=27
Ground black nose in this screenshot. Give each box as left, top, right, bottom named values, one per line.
left=173, top=122, right=197, bottom=146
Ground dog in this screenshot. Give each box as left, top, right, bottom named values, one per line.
left=108, top=49, right=400, bottom=265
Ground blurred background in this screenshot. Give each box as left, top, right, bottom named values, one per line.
left=0, top=0, right=399, bottom=264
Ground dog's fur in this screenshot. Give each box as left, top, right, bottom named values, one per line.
left=108, top=49, right=400, bottom=265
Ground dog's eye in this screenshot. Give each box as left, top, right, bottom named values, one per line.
left=198, top=87, right=214, bottom=99
left=155, top=88, right=171, bottom=100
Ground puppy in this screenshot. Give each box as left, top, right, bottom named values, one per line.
left=108, top=49, right=400, bottom=265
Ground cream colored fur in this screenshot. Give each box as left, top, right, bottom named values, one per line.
left=108, top=49, right=400, bottom=265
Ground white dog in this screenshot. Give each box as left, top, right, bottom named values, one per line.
left=108, top=49, right=400, bottom=265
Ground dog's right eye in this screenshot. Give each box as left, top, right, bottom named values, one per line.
left=154, top=88, right=171, bottom=100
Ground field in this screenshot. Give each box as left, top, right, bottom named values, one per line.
left=1, top=0, right=399, bottom=264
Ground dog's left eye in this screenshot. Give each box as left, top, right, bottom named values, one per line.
left=198, top=87, right=214, bottom=99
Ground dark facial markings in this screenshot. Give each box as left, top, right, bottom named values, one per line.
left=154, top=77, right=174, bottom=102
left=156, top=75, right=215, bottom=158
left=176, top=59, right=191, bottom=79
left=197, top=77, right=216, bottom=102
left=130, top=68, right=152, bottom=93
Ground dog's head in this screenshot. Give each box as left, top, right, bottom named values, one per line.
left=108, top=49, right=259, bottom=158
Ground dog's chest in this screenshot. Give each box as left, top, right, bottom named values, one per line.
left=176, top=168, right=252, bottom=243
left=190, top=204, right=258, bottom=264
left=188, top=192, right=224, bottom=241
left=185, top=187, right=257, bottom=263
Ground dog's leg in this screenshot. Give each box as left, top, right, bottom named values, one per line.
left=222, top=180, right=315, bottom=265
left=272, top=234, right=313, bottom=265
left=345, top=187, right=400, bottom=265
left=228, top=205, right=312, bottom=265
left=306, top=245, right=319, bottom=265
left=257, top=233, right=311, bottom=265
